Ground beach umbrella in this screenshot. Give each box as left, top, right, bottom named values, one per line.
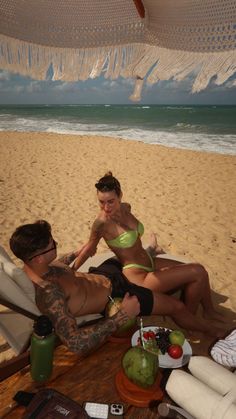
left=0, top=0, right=235, bottom=100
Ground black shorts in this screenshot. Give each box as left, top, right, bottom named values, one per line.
left=88, top=258, right=153, bottom=316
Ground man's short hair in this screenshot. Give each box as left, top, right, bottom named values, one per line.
left=10, top=220, right=52, bottom=261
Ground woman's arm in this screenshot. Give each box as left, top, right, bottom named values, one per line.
left=72, top=219, right=104, bottom=271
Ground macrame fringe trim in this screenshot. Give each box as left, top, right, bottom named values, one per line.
left=0, top=34, right=235, bottom=99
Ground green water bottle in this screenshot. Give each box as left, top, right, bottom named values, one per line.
left=30, top=315, right=56, bottom=382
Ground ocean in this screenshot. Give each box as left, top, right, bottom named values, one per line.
left=0, top=104, right=236, bottom=155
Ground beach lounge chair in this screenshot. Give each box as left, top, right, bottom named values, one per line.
left=0, top=245, right=189, bottom=380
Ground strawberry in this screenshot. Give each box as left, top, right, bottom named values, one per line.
left=148, top=331, right=156, bottom=339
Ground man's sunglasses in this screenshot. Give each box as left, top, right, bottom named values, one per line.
left=28, top=239, right=57, bottom=261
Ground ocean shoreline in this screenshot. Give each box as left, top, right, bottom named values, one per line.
left=1, top=129, right=236, bottom=157
left=0, top=104, right=236, bottom=155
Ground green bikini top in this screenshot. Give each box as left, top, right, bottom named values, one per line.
left=105, top=221, right=144, bottom=249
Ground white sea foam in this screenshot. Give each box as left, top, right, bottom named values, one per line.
left=0, top=112, right=236, bottom=155
left=44, top=125, right=236, bottom=155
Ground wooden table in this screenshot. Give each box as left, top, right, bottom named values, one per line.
left=0, top=316, right=213, bottom=418
left=0, top=339, right=174, bottom=418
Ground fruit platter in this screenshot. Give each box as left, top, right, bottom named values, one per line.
left=131, top=327, right=192, bottom=368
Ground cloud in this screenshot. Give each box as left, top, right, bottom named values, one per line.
left=102, top=80, right=119, bottom=89
left=223, top=79, right=236, bottom=89
left=52, top=81, right=78, bottom=92
left=26, top=81, right=44, bottom=93
left=102, top=78, right=134, bottom=89
left=0, top=67, right=235, bottom=105
left=89, top=86, right=102, bottom=92
left=145, top=76, right=192, bottom=92
left=14, top=85, right=26, bottom=93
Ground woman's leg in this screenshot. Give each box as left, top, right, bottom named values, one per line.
left=151, top=293, right=226, bottom=338
left=127, top=260, right=224, bottom=321
left=142, top=262, right=206, bottom=312
left=153, top=261, right=226, bottom=321
left=200, top=274, right=227, bottom=322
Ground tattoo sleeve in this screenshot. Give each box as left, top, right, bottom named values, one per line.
left=57, top=251, right=77, bottom=266
left=35, top=283, right=129, bottom=356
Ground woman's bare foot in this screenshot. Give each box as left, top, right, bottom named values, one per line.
left=147, top=232, right=165, bottom=256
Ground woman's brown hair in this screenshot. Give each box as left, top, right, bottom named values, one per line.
left=95, top=171, right=121, bottom=196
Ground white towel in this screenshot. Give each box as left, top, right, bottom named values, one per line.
left=211, top=330, right=236, bottom=368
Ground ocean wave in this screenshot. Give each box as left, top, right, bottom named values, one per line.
left=0, top=108, right=236, bottom=155
left=166, top=106, right=194, bottom=110
left=44, top=126, right=236, bottom=155
left=176, top=123, right=197, bottom=128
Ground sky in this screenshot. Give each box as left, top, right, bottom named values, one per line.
left=0, top=68, right=236, bottom=105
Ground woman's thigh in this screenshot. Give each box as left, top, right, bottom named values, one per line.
left=154, top=257, right=183, bottom=270
left=145, top=263, right=201, bottom=293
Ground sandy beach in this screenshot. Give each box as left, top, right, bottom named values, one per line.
left=0, top=131, right=236, bottom=360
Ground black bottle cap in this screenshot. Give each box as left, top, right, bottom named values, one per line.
left=34, top=315, right=53, bottom=336
left=13, top=390, right=36, bottom=406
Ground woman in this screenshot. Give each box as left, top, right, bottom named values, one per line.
left=74, top=172, right=225, bottom=323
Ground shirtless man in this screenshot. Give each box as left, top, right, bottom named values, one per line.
left=9, top=221, right=226, bottom=357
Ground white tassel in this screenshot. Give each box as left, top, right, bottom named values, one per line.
left=129, top=77, right=144, bottom=102
left=0, top=33, right=236, bottom=95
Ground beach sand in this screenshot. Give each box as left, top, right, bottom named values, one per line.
left=0, top=131, right=236, bottom=361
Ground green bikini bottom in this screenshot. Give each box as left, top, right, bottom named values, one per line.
left=123, top=252, right=155, bottom=273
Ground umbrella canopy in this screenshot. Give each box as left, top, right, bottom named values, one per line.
left=0, top=0, right=235, bottom=100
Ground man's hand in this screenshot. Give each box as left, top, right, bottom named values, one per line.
left=120, top=292, right=140, bottom=318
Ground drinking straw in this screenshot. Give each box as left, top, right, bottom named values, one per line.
left=107, top=295, right=120, bottom=310
left=139, top=317, right=145, bottom=348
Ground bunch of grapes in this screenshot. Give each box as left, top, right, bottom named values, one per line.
left=155, top=328, right=171, bottom=354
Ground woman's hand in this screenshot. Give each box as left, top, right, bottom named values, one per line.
left=73, top=242, right=97, bottom=270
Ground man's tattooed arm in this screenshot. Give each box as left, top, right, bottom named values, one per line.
left=35, top=282, right=129, bottom=356
left=58, top=241, right=98, bottom=267
left=57, top=251, right=78, bottom=266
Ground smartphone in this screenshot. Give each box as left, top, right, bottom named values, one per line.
left=83, top=402, right=124, bottom=419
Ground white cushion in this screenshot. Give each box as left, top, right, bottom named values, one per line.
left=166, top=368, right=236, bottom=419
left=188, top=356, right=236, bottom=396
left=0, top=245, right=13, bottom=263
left=0, top=245, right=36, bottom=304
left=0, top=265, right=40, bottom=316
left=0, top=311, right=33, bottom=354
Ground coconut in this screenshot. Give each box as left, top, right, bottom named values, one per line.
left=122, top=346, right=159, bottom=388
left=105, top=297, right=136, bottom=337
